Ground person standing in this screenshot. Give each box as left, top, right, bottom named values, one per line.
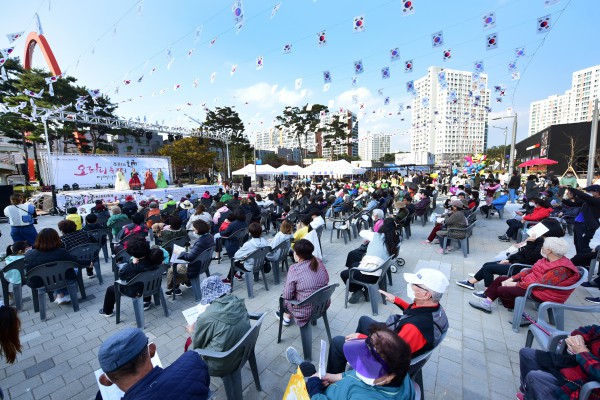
left=507, top=171, right=521, bottom=204
left=566, top=185, right=600, bottom=254
left=4, top=194, right=37, bottom=245
left=144, top=169, right=157, bottom=189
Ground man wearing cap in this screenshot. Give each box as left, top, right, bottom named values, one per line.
left=121, top=195, right=138, bottom=219
left=564, top=185, right=600, bottom=254
left=97, top=328, right=210, bottom=399
left=326, top=268, right=449, bottom=374
left=162, top=195, right=177, bottom=211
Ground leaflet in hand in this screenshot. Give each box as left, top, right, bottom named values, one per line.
left=318, top=339, right=327, bottom=379
left=182, top=303, right=209, bottom=325
left=95, top=353, right=162, bottom=400
left=170, top=244, right=187, bottom=264
left=525, top=222, right=549, bottom=239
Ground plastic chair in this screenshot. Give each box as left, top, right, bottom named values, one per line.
left=230, top=247, right=271, bottom=298
left=277, top=284, right=339, bottom=361
left=107, top=219, right=132, bottom=249
left=27, top=261, right=80, bottom=321
left=525, top=302, right=600, bottom=351
left=161, top=235, right=190, bottom=256
left=111, top=248, right=130, bottom=280
left=329, top=216, right=352, bottom=244
left=0, top=258, right=26, bottom=311
left=115, top=265, right=169, bottom=329
left=186, top=247, right=215, bottom=302
left=409, top=331, right=447, bottom=400
left=441, top=221, right=476, bottom=258
left=69, top=243, right=103, bottom=284
left=269, top=239, right=291, bottom=285
left=516, top=221, right=539, bottom=242
left=344, top=257, right=394, bottom=316
left=87, top=229, right=109, bottom=263
left=587, top=245, right=600, bottom=283
left=194, top=312, right=266, bottom=400
left=491, top=204, right=505, bottom=219
left=511, top=266, right=588, bottom=333
left=217, top=228, right=248, bottom=263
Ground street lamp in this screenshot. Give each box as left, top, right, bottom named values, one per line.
left=491, top=113, right=518, bottom=174
left=491, top=125, right=508, bottom=169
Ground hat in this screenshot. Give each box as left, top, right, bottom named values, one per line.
left=180, top=197, right=187, bottom=202
left=449, top=199, right=464, bottom=209
left=584, top=185, right=600, bottom=193
left=404, top=268, right=449, bottom=294
left=200, top=276, right=230, bottom=305
left=343, top=338, right=389, bottom=380
left=125, top=195, right=134, bottom=202
left=166, top=195, right=174, bottom=200
left=98, top=328, right=148, bottom=373
left=149, top=202, right=158, bottom=209
left=139, top=200, right=148, bottom=207
left=180, top=200, right=193, bottom=210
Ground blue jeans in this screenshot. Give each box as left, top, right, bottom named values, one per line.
left=10, top=225, right=38, bottom=246
left=519, top=348, right=562, bottom=399
left=509, top=189, right=516, bottom=203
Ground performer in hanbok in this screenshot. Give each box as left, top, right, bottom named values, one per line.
left=114, top=168, right=129, bottom=191
left=156, top=168, right=168, bottom=188
left=144, top=169, right=157, bottom=189
left=129, top=167, right=142, bottom=190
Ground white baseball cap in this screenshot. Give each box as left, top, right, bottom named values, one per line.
left=404, top=268, right=449, bottom=294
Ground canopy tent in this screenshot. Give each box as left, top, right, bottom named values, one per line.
left=231, top=164, right=277, bottom=176
left=302, top=160, right=366, bottom=175
left=276, top=164, right=304, bottom=175
left=518, top=158, right=558, bottom=168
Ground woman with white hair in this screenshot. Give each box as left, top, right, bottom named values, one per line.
left=372, top=209, right=384, bottom=232
left=469, top=237, right=581, bottom=314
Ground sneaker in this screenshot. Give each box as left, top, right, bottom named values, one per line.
left=498, top=235, right=511, bottom=242
left=165, top=288, right=182, bottom=296
left=286, top=346, right=303, bottom=366
left=57, top=295, right=71, bottom=304
left=221, top=278, right=232, bottom=284
left=456, top=280, right=475, bottom=290
left=348, top=290, right=364, bottom=304
left=183, top=281, right=192, bottom=288
left=431, top=239, right=440, bottom=244
left=87, top=273, right=96, bottom=279
left=472, top=291, right=486, bottom=299
left=99, top=308, right=114, bottom=317
left=420, top=240, right=431, bottom=245
left=516, top=393, right=524, bottom=400
left=585, top=297, right=600, bottom=304
left=468, top=299, right=491, bottom=313
left=143, top=301, right=153, bottom=311
left=581, top=282, right=600, bottom=288
left=275, top=310, right=290, bottom=326
left=235, top=272, right=244, bottom=281
left=468, top=273, right=475, bottom=277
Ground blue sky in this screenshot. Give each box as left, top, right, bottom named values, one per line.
left=3, top=0, right=598, bottom=151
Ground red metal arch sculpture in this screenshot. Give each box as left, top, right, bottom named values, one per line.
left=23, top=31, right=61, bottom=75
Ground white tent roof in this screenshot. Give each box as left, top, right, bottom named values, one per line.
left=231, top=164, right=277, bottom=175
left=302, top=160, right=365, bottom=175
left=276, top=164, right=304, bottom=175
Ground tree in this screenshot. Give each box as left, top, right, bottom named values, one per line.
left=380, top=153, right=397, bottom=162
left=485, top=145, right=510, bottom=164
left=202, top=106, right=247, bottom=175
left=275, top=104, right=327, bottom=163
left=158, top=137, right=216, bottom=183
left=322, top=116, right=351, bottom=161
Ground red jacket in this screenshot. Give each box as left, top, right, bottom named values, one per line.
left=523, top=206, right=552, bottom=221
left=513, top=256, right=580, bottom=303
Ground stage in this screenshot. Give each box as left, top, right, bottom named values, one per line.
left=31, top=184, right=223, bottom=214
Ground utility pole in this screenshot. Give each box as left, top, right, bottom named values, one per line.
left=587, top=98, right=599, bottom=185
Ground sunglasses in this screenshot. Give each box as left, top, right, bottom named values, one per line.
left=365, top=335, right=390, bottom=373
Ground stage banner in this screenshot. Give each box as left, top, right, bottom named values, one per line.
left=44, top=155, right=171, bottom=188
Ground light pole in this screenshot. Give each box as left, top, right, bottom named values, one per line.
left=491, top=125, right=508, bottom=169
left=491, top=113, right=518, bottom=174
left=587, top=98, right=599, bottom=185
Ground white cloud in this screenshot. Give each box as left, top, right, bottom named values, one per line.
left=233, top=82, right=310, bottom=109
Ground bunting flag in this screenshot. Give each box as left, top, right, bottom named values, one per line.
left=88, top=89, right=101, bottom=99
left=6, top=32, right=24, bottom=44
left=354, top=60, right=364, bottom=74
left=496, top=97, right=502, bottom=103
left=256, top=56, right=263, bottom=70
left=232, top=1, right=244, bottom=30
left=327, top=100, right=334, bottom=109
left=482, top=11, right=496, bottom=30
left=398, top=103, right=405, bottom=112
left=323, top=83, right=330, bottom=92
left=390, top=48, right=400, bottom=62
left=438, top=71, right=447, bottom=89
left=0, top=66, right=6, bottom=82
left=511, top=71, right=521, bottom=80
left=486, top=33, right=498, bottom=50
left=149, top=67, right=156, bottom=75
left=137, top=74, right=144, bottom=83
left=474, top=61, right=484, bottom=72
left=166, top=48, right=173, bottom=58
left=211, top=73, right=216, bottom=84
left=188, top=48, right=195, bottom=58
left=353, top=15, right=365, bottom=33
left=351, top=76, right=357, bottom=87
left=271, top=2, right=281, bottom=19
left=537, top=15, right=551, bottom=33
left=515, top=47, right=526, bottom=57
left=381, top=67, right=390, bottom=79
left=195, top=25, right=203, bottom=42
left=432, top=31, right=444, bottom=48
left=209, top=37, right=217, bottom=47
left=123, top=79, right=131, bottom=85
left=406, top=80, right=414, bottom=93
left=231, top=64, right=238, bottom=76
left=173, top=84, right=181, bottom=90
left=404, top=60, right=413, bottom=73
left=472, top=72, right=481, bottom=82
left=0, top=58, right=6, bottom=68
left=193, top=78, right=199, bottom=87
left=167, top=58, right=175, bottom=70
left=323, top=71, right=331, bottom=83
left=295, top=78, right=302, bottom=90
left=283, top=43, right=292, bottom=54
left=351, top=95, right=358, bottom=104
left=384, top=97, right=390, bottom=105
left=137, top=0, right=144, bottom=16
left=508, top=60, right=518, bottom=72
left=317, top=31, right=327, bottom=47
left=0, top=48, right=14, bottom=58
left=443, top=49, right=452, bottom=61
left=377, top=88, right=384, bottom=96
left=23, top=89, right=44, bottom=98
left=544, top=0, right=560, bottom=7
left=402, top=1, right=415, bottom=16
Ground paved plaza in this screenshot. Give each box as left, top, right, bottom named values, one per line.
left=1, top=201, right=600, bottom=400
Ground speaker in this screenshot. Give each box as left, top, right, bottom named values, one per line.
left=0, top=185, right=13, bottom=212
left=258, top=177, right=264, bottom=188
left=242, top=176, right=251, bottom=192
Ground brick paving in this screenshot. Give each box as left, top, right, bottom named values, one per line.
left=1, top=201, right=599, bottom=399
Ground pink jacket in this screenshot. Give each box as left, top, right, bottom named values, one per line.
left=514, top=256, right=580, bottom=303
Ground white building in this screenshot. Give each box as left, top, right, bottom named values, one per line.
left=358, top=133, right=391, bottom=161
left=320, top=110, right=358, bottom=159
left=529, top=64, right=600, bottom=136
left=411, top=66, right=490, bottom=165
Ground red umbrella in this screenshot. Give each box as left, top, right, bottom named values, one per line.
left=518, top=158, right=558, bottom=168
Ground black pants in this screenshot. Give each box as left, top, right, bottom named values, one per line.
left=340, top=262, right=379, bottom=293
left=573, top=222, right=597, bottom=254
left=327, top=315, right=380, bottom=374
left=103, top=285, right=151, bottom=313
left=505, top=219, right=523, bottom=239
left=474, top=262, right=511, bottom=287
left=480, top=204, right=492, bottom=217
left=345, top=248, right=366, bottom=268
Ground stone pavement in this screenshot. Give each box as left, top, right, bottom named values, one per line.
left=1, top=201, right=600, bottom=400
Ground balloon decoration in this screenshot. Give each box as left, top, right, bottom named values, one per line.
left=461, top=154, right=487, bottom=174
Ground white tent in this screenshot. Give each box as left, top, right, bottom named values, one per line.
left=231, top=164, right=277, bottom=176
left=302, top=160, right=365, bottom=175
left=276, top=164, right=304, bottom=175
left=331, top=160, right=366, bottom=175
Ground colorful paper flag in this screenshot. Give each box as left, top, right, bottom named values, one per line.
left=432, top=31, right=444, bottom=48
left=351, top=95, right=358, bottom=104
left=323, top=83, right=330, bottom=92
left=384, top=97, right=390, bottom=105
left=405, top=60, right=413, bottom=73
left=0, top=47, right=14, bottom=58
left=390, top=47, right=400, bottom=62
left=317, top=31, right=327, bottom=47
left=6, top=32, right=24, bottom=44
left=231, top=64, right=238, bottom=76
left=188, top=48, right=195, bottom=58
left=232, top=1, right=245, bottom=29
left=354, top=60, right=364, bottom=74
left=283, top=43, right=292, bottom=54
left=209, top=37, right=217, bottom=47
left=377, top=88, right=384, bottom=96
left=544, top=0, right=560, bottom=7
left=193, top=78, right=199, bottom=87
left=381, top=67, right=390, bottom=79
left=406, top=81, right=414, bottom=93
left=443, top=49, right=452, bottom=61
left=482, top=11, right=496, bottom=30
left=352, top=76, right=357, bottom=87
left=137, top=0, right=144, bottom=16
left=486, top=33, right=498, bottom=50
left=271, top=2, right=281, bottom=18
left=474, top=61, right=484, bottom=72
left=511, top=71, right=521, bottom=80
left=173, top=84, right=181, bottom=90
left=88, top=89, right=101, bottom=99
left=294, top=78, right=302, bottom=90
left=537, top=15, right=551, bottom=33
left=323, top=71, right=331, bottom=83
left=515, top=47, right=526, bottom=58
left=353, top=15, right=364, bottom=33
left=256, top=56, right=263, bottom=70
left=438, top=71, right=447, bottom=89
left=402, top=0, right=415, bottom=16
left=195, top=25, right=203, bottom=42
left=508, top=60, right=518, bottom=72
left=210, top=72, right=216, bottom=84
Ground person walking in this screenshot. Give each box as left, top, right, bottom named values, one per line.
left=507, top=171, right=521, bottom=204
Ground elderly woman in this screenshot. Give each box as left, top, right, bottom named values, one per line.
left=276, top=239, right=329, bottom=326
left=435, top=200, right=468, bottom=254
left=371, top=209, right=384, bottom=232
left=469, top=237, right=581, bottom=314
left=414, top=190, right=431, bottom=217
left=499, top=197, right=552, bottom=242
